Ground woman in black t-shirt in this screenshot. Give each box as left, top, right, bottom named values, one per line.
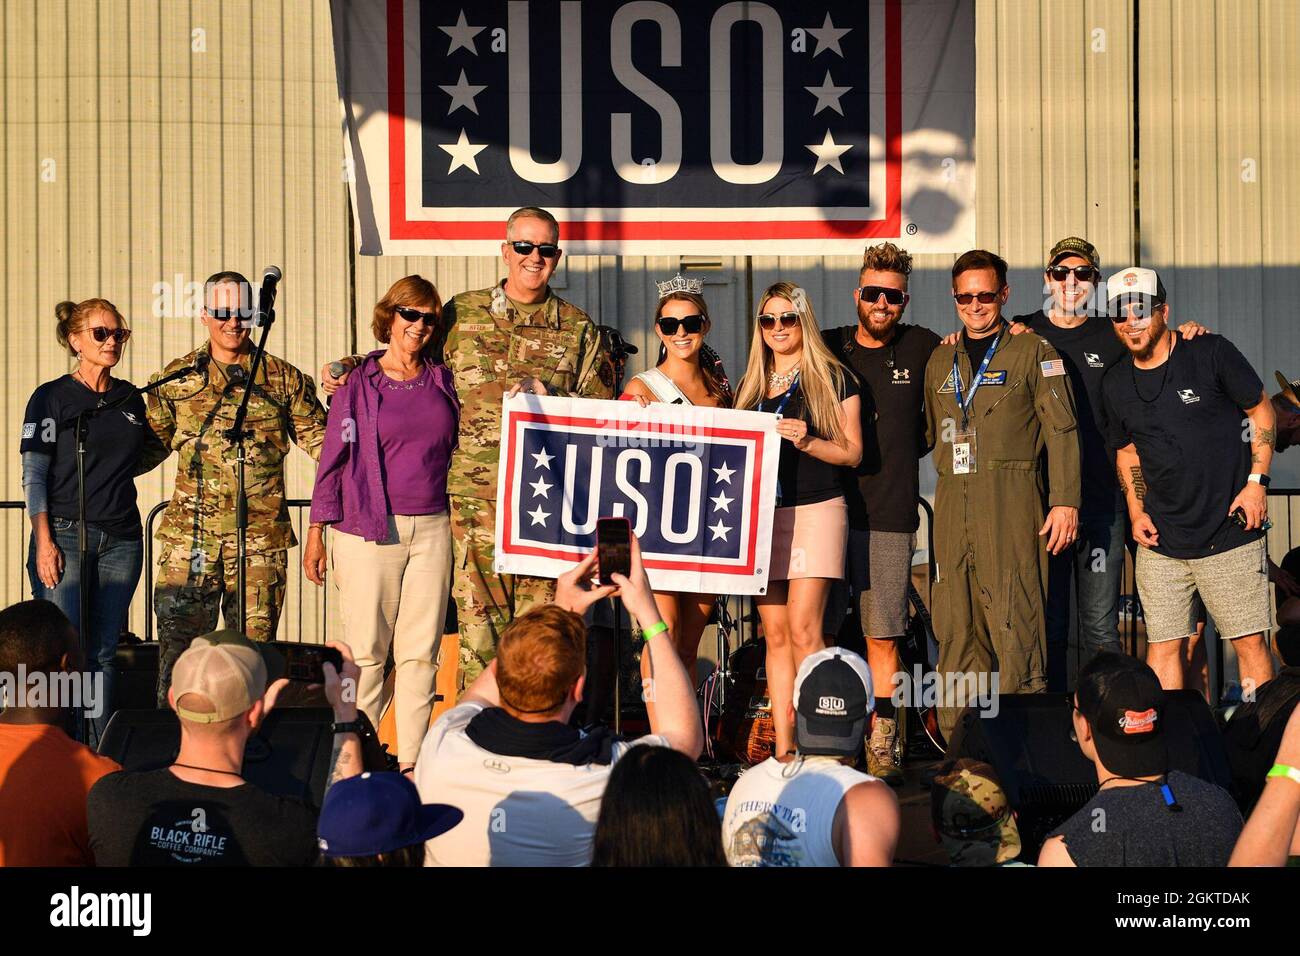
left=21, top=298, right=166, bottom=741
left=735, top=282, right=863, bottom=757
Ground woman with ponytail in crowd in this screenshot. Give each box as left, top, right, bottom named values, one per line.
left=622, top=275, right=733, bottom=682
left=21, top=299, right=166, bottom=742
left=735, top=282, right=863, bottom=758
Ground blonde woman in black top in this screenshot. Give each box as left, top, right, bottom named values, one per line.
left=735, top=282, right=863, bottom=757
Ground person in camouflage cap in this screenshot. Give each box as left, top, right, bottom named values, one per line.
left=930, top=757, right=1025, bottom=866
left=322, top=208, right=614, bottom=690
left=147, top=272, right=327, bottom=705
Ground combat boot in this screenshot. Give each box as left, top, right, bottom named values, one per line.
left=867, top=716, right=904, bottom=787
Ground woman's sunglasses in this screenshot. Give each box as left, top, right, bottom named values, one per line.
left=395, top=306, right=439, bottom=326
left=758, top=311, right=800, bottom=330
left=80, top=327, right=132, bottom=344
left=510, top=241, right=560, bottom=259
left=657, top=315, right=706, bottom=336
left=1047, top=265, right=1099, bottom=283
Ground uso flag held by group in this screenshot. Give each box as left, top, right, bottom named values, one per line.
left=335, top=0, right=976, bottom=255
left=495, top=395, right=782, bottom=595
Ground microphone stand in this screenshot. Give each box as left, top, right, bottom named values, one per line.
left=68, top=362, right=203, bottom=744
left=225, top=272, right=279, bottom=635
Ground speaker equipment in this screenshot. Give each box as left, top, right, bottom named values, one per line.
left=716, top=640, right=776, bottom=765
left=946, top=691, right=1231, bottom=853
left=97, top=708, right=388, bottom=809
left=112, top=638, right=160, bottom=711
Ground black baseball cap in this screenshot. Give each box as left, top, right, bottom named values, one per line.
left=1075, top=653, right=1168, bottom=777
left=1048, top=236, right=1100, bottom=269
left=793, top=647, right=873, bottom=757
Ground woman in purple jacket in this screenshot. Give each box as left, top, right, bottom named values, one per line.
left=305, top=276, right=459, bottom=771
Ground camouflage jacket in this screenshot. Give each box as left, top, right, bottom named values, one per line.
left=145, top=343, right=327, bottom=554
left=441, top=283, right=614, bottom=499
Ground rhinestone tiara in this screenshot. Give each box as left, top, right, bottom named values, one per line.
left=656, top=273, right=704, bottom=299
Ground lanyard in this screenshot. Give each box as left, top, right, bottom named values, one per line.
left=770, top=372, right=800, bottom=507
left=952, top=332, right=1001, bottom=428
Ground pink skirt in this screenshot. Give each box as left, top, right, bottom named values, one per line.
left=767, top=497, right=848, bottom=581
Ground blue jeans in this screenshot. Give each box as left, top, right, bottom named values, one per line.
left=27, top=518, right=143, bottom=744
left=1045, top=510, right=1125, bottom=691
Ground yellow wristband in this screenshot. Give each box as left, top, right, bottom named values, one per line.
left=641, top=620, right=668, bottom=641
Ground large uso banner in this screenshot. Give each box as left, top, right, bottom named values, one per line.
left=332, top=0, right=975, bottom=255
left=495, top=395, right=781, bottom=595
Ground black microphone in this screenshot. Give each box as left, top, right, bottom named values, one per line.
left=142, top=363, right=201, bottom=392
left=251, top=265, right=282, bottom=330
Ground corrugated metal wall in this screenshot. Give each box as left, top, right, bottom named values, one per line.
left=3, top=0, right=1298, bottom=637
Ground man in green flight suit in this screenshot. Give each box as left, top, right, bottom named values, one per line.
left=323, top=207, right=615, bottom=689
left=924, top=250, right=1081, bottom=741
left=147, top=271, right=327, bottom=705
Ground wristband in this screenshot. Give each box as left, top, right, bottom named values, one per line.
left=1266, top=764, right=1300, bottom=786
left=641, top=620, right=668, bottom=641
left=1248, top=473, right=1270, bottom=487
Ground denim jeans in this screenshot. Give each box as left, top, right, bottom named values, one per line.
left=27, top=517, right=143, bottom=745
left=1045, top=509, right=1125, bottom=691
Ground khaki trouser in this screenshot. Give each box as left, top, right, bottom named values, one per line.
left=449, top=494, right=555, bottom=691
left=931, top=471, right=1049, bottom=741
left=330, top=514, right=451, bottom=763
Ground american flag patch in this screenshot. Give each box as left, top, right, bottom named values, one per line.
left=1041, top=360, right=1066, bottom=377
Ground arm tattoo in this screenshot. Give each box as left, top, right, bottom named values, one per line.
left=1117, top=466, right=1129, bottom=497
left=326, top=735, right=354, bottom=789
left=1257, top=426, right=1276, bottom=449
left=1129, top=466, right=1147, bottom=501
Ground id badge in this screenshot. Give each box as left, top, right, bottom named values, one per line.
left=953, top=426, right=977, bottom=475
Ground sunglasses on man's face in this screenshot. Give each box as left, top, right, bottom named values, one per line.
left=395, top=305, right=439, bottom=326
left=1048, top=265, right=1099, bottom=283
left=657, top=315, right=706, bottom=336
left=81, top=327, right=132, bottom=344
left=206, top=308, right=248, bottom=323
left=758, top=312, right=800, bottom=331
left=858, top=285, right=906, bottom=306
left=510, top=241, right=560, bottom=259
left=953, top=291, right=1001, bottom=306
left=1109, top=297, right=1162, bottom=322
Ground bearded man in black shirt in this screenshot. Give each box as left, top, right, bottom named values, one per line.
left=823, top=242, right=940, bottom=784
left=1102, top=267, right=1276, bottom=694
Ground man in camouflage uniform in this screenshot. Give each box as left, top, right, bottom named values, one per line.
left=147, top=271, right=327, bottom=705
left=323, top=208, right=613, bottom=689
left=929, top=757, right=1025, bottom=866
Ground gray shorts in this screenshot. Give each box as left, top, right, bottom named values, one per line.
left=823, top=529, right=914, bottom=639
left=1135, top=537, right=1273, bottom=644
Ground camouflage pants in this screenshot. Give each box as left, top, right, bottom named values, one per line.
left=153, top=540, right=288, bottom=706
left=449, top=495, right=555, bottom=691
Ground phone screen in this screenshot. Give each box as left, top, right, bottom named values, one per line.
left=282, top=645, right=345, bottom=683
left=596, top=517, right=632, bottom=585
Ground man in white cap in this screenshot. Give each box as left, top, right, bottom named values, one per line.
left=87, top=634, right=364, bottom=866
left=1101, top=267, right=1277, bottom=693
left=721, top=647, right=899, bottom=867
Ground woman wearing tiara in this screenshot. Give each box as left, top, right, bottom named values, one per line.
left=621, top=274, right=732, bottom=682
left=735, top=282, right=863, bottom=758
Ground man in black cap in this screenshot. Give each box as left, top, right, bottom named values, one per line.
left=720, top=647, right=899, bottom=867
left=1038, top=653, right=1242, bottom=866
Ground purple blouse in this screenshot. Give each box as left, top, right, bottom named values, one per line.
left=310, top=351, right=459, bottom=543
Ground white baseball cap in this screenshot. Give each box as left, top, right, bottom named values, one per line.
left=1106, top=267, right=1167, bottom=314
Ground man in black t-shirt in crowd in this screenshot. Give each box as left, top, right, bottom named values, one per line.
left=1102, top=267, right=1277, bottom=694
left=1039, top=653, right=1242, bottom=866
left=822, top=242, right=940, bottom=785
left=1011, top=238, right=1206, bottom=689
left=88, top=632, right=364, bottom=866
